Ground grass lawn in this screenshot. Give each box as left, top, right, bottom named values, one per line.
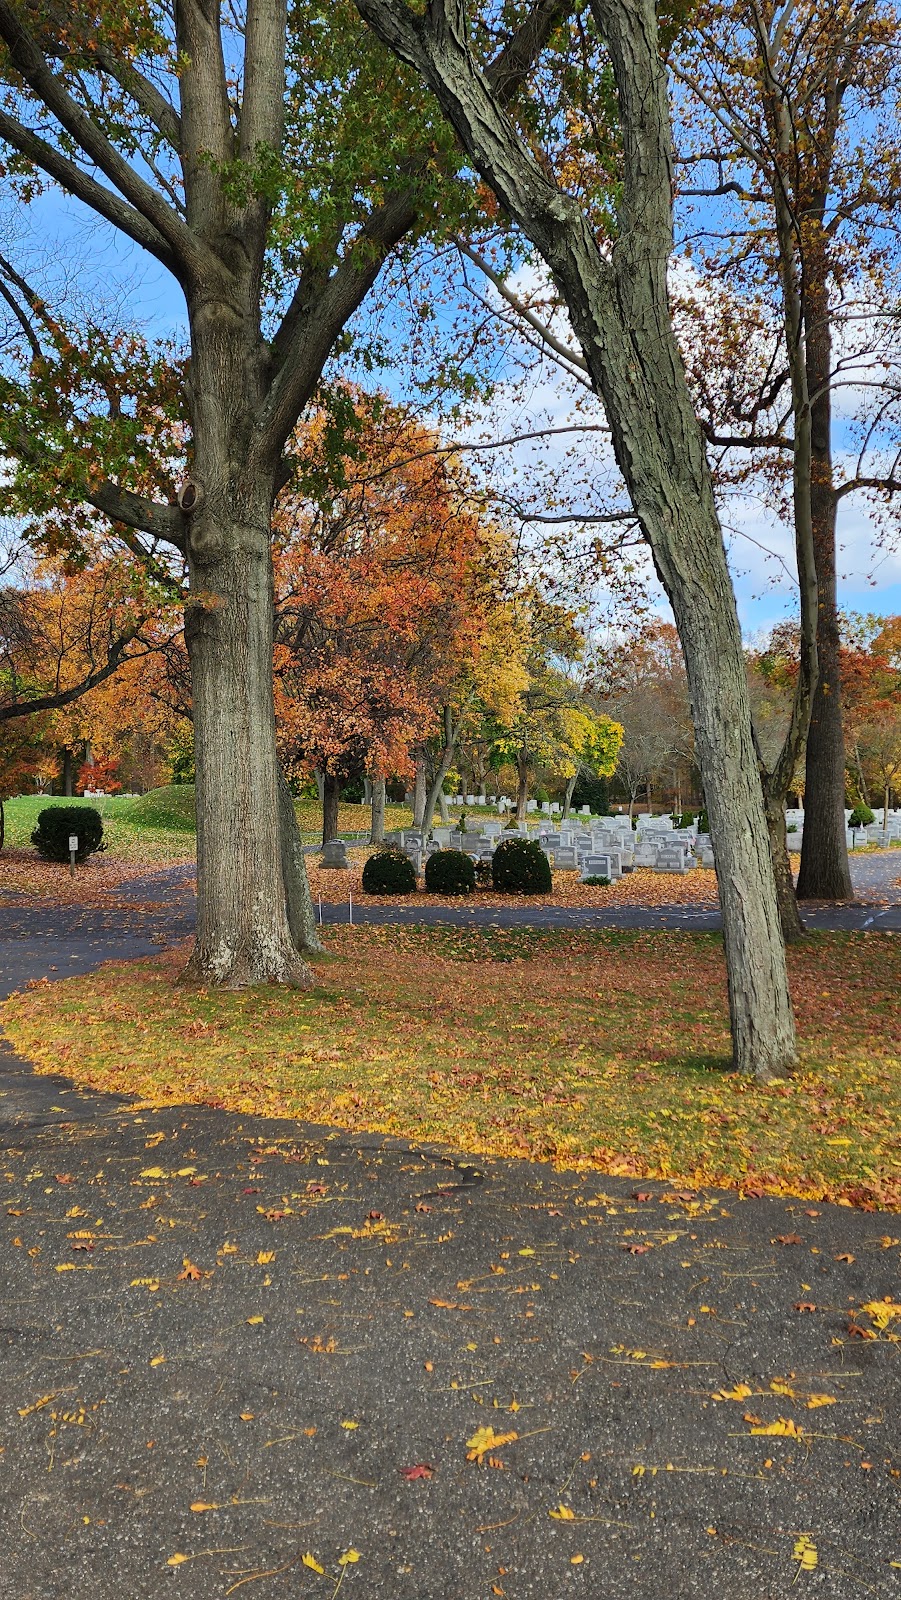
left=2, top=787, right=418, bottom=854
left=5, top=925, right=899, bottom=1208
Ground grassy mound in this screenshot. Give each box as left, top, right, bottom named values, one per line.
left=125, top=785, right=196, bottom=831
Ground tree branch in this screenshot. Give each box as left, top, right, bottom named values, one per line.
left=0, top=0, right=213, bottom=285
left=0, top=105, right=180, bottom=276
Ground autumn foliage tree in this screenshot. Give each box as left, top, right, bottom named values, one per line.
left=273, top=398, right=514, bottom=841
left=0, top=0, right=563, bottom=987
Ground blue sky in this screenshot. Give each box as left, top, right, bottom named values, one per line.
left=11, top=189, right=901, bottom=638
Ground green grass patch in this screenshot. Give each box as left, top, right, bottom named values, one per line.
left=5, top=926, right=898, bottom=1207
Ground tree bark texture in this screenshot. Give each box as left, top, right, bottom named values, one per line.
left=764, top=792, right=806, bottom=943
left=412, top=756, right=427, bottom=829
left=563, top=772, right=577, bottom=818
left=278, top=766, right=321, bottom=956
left=369, top=777, right=386, bottom=842
left=421, top=706, right=458, bottom=836
left=796, top=273, right=852, bottom=900
left=356, top=0, right=797, bottom=1077
left=183, top=533, right=309, bottom=987
left=322, top=770, right=341, bottom=844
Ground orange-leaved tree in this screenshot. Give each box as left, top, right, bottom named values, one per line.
left=273, top=397, right=503, bottom=844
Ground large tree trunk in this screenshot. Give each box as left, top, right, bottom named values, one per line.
left=61, top=748, right=74, bottom=797
left=322, top=771, right=340, bottom=845
left=356, top=0, right=798, bottom=1080
left=183, top=536, right=310, bottom=987
left=277, top=766, right=322, bottom=955
left=796, top=270, right=852, bottom=901
left=369, top=777, right=386, bottom=843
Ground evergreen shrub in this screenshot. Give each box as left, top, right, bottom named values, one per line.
left=424, top=849, right=476, bottom=895
left=361, top=848, right=416, bottom=894
left=492, top=837, right=552, bottom=894
left=32, top=804, right=104, bottom=863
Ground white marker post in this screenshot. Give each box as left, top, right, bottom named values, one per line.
left=68, top=833, right=79, bottom=878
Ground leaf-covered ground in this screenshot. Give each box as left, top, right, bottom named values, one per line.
left=5, top=926, right=898, bottom=1208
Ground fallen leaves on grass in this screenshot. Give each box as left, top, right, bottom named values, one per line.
left=2, top=926, right=899, bottom=1207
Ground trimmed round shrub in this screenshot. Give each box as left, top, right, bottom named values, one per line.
left=582, top=874, right=610, bottom=887
left=32, top=804, right=104, bottom=863
left=424, top=849, right=476, bottom=896
left=361, top=847, right=417, bottom=895
left=848, top=803, right=874, bottom=829
left=492, top=836, right=552, bottom=894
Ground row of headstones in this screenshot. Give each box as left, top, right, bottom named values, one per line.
left=389, top=821, right=702, bottom=880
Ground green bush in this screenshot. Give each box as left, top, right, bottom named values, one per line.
left=492, top=837, right=552, bottom=894
left=671, top=811, right=697, bottom=829
left=361, top=847, right=417, bottom=895
left=848, top=803, right=874, bottom=829
left=582, top=874, right=610, bottom=887
left=696, top=809, right=709, bottom=834
left=32, top=804, right=104, bottom=863
left=424, top=849, right=476, bottom=895
left=534, top=786, right=550, bottom=805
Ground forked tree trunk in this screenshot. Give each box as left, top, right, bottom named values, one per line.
left=183, top=536, right=310, bottom=987
left=563, top=772, right=578, bottom=818
left=763, top=792, right=806, bottom=942
left=370, top=778, right=386, bottom=843
left=421, top=707, right=457, bottom=837
left=277, top=766, right=322, bottom=955
left=354, top=0, right=798, bottom=1078
left=322, top=771, right=340, bottom=845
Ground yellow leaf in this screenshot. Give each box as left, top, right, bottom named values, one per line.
left=257, top=1251, right=274, bottom=1265
left=247, top=1316, right=264, bottom=1325
left=793, top=1535, right=817, bottom=1570
left=806, top=1395, right=836, bottom=1409
left=150, top=1356, right=166, bottom=1368
left=130, top=1278, right=160, bottom=1292
left=189, top=1502, right=219, bottom=1513
left=769, top=1380, right=795, bottom=1397
left=55, top=1263, right=76, bottom=1272
left=140, top=1167, right=168, bottom=1178
left=302, top=1553, right=325, bottom=1575
left=712, top=1384, right=752, bottom=1401
left=861, top=1299, right=901, bottom=1330
left=176, top=1167, right=197, bottom=1177
left=571, top=1554, right=584, bottom=1565
left=17, top=1394, right=56, bottom=1418
left=340, top=1419, right=359, bottom=1430
left=466, top=1426, right=518, bottom=1463
left=239, top=1412, right=255, bottom=1421
left=749, top=1417, right=803, bottom=1438
left=338, top=1550, right=361, bottom=1566
left=549, top=1503, right=576, bottom=1521
left=167, top=1554, right=188, bottom=1567
left=518, top=1248, right=535, bottom=1257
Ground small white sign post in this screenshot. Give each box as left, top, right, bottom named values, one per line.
left=68, top=834, right=79, bottom=878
